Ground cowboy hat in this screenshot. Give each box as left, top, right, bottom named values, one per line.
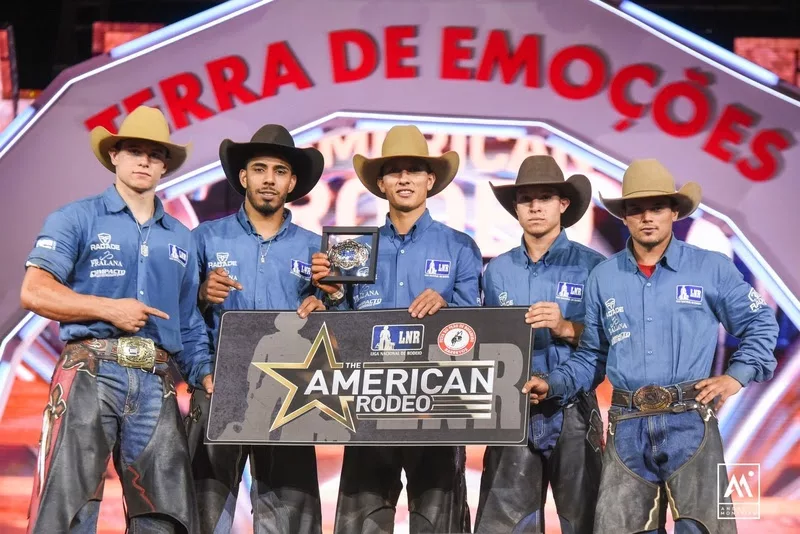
left=219, top=124, right=324, bottom=203
left=90, top=106, right=190, bottom=176
left=600, top=159, right=701, bottom=220
left=353, top=125, right=459, bottom=199
left=490, top=155, right=593, bottom=228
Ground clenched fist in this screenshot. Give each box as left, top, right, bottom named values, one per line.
left=199, top=267, right=243, bottom=305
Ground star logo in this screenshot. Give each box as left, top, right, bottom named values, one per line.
left=252, top=322, right=356, bottom=433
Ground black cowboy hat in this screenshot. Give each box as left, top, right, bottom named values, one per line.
left=490, top=155, right=593, bottom=228
left=219, top=124, right=324, bottom=202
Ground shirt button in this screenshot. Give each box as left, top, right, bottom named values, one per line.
left=399, top=282, right=404, bottom=287
left=647, top=317, right=653, bottom=322
left=534, top=272, right=538, bottom=277
left=646, top=282, right=652, bottom=287
left=139, top=290, right=144, bottom=295
left=647, top=350, right=653, bottom=355
left=400, top=250, right=405, bottom=254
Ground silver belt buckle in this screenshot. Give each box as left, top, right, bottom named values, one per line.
left=117, top=337, right=157, bottom=370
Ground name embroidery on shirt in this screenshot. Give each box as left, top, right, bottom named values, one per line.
left=208, top=252, right=238, bottom=269
left=498, top=292, right=514, bottom=306
left=36, top=238, right=57, bottom=251
left=676, top=285, right=703, bottom=305
left=169, top=244, right=188, bottom=267
left=290, top=259, right=312, bottom=280
left=556, top=282, right=584, bottom=302
left=604, top=297, right=630, bottom=345
left=90, top=233, right=120, bottom=251
left=747, top=288, right=767, bottom=312
left=424, top=259, right=451, bottom=278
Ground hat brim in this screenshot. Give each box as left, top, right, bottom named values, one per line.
left=599, top=182, right=701, bottom=220
left=90, top=128, right=190, bottom=176
left=353, top=151, right=460, bottom=199
left=219, top=140, right=325, bottom=202
left=489, top=174, right=593, bottom=228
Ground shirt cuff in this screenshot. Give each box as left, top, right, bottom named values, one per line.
left=546, top=370, right=568, bottom=400
left=190, top=362, right=214, bottom=389
left=725, top=362, right=756, bottom=388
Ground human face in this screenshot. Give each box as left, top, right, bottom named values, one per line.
left=377, top=157, right=435, bottom=212
left=239, top=155, right=296, bottom=216
left=514, top=185, right=569, bottom=238
left=623, top=196, right=678, bottom=249
left=109, top=139, right=169, bottom=193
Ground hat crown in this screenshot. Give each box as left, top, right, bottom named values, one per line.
left=622, top=159, right=677, bottom=196
left=516, top=155, right=566, bottom=185
left=249, top=124, right=295, bottom=147
left=117, top=106, right=172, bottom=144
left=380, top=125, right=430, bottom=158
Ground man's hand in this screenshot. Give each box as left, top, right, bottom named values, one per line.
left=409, top=289, right=447, bottom=318
left=311, top=252, right=343, bottom=296
left=201, top=374, right=214, bottom=399
left=525, top=302, right=570, bottom=338
left=521, top=376, right=550, bottom=405
left=297, top=295, right=326, bottom=318
left=694, top=375, right=742, bottom=411
left=199, top=267, right=242, bottom=305
left=105, top=298, right=170, bottom=333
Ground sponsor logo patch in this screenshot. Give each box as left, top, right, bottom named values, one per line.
left=556, top=282, right=584, bottom=302
left=676, top=285, right=703, bottom=305
left=424, top=259, right=451, bottom=278
left=169, top=244, right=188, bottom=267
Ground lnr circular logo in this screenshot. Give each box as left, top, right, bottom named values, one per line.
left=437, top=323, right=477, bottom=356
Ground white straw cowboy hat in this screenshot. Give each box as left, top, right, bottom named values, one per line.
left=90, top=106, right=190, bottom=176
left=353, top=125, right=459, bottom=198
left=490, top=155, right=593, bottom=228
left=219, top=124, right=324, bottom=202
left=600, top=159, right=701, bottom=220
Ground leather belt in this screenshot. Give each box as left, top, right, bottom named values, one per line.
left=611, top=380, right=703, bottom=412
left=79, top=338, right=169, bottom=371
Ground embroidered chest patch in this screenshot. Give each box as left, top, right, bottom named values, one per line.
left=676, top=285, right=703, bottom=305
left=556, top=282, right=584, bottom=302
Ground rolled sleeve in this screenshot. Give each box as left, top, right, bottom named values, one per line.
left=174, top=238, right=214, bottom=388
left=25, top=208, right=83, bottom=283
left=713, top=261, right=778, bottom=386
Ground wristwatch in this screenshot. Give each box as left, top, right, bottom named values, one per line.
left=324, top=289, right=346, bottom=307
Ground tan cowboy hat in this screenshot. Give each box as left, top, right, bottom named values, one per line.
left=353, top=125, right=459, bottom=198
left=219, top=124, right=324, bottom=202
left=600, top=159, right=701, bottom=220
left=90, top=106, right=190, bottom=176
left=490, top=155, right=593, bottom=228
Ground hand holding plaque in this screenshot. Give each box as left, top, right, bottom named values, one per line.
left=319, top=226, right=379, bottom=284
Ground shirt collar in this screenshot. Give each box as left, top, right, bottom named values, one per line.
left=382, top=209, right=435, bottom=242
left=236, top=204, right=293, bottom=240
left=102, top=185, right=171, bottom=229
left=624, top=233, right=681, bottom=272
left=512, top=228, right=570, bottom=267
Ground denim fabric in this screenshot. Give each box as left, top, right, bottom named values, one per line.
left=71, top=360, right=179, bottom=533
left=611, top=407, right=707, bottom=534
left=529, top=404, right=564, bottom=456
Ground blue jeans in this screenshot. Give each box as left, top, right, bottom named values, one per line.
left=529, top=403, right=565, bottom=459
left=611, top=407, right=707, bottom=534
left=70, top=360, right=179, bottom=534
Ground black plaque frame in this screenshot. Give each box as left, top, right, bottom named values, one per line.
left=319, top=225, right=380, bottom=283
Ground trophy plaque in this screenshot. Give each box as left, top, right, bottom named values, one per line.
left=320, top=226, right=379, bottom=283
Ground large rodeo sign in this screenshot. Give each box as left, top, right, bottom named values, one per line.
left=206, top=308, right=532, bottom=445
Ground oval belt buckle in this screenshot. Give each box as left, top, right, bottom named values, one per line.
left=329, top=240, right=370, bottom=271
left=632, top=385, right=672, bottom=412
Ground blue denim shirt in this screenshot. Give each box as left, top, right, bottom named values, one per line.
left=547, top=237, right=779, bottom=401
left=483, top=230, right=606, bottom=377
left=25, top=185, right=213, bottom=387
left=347, top=210, right=483, bottom=309
left=193, top=206, right=319, bottom=351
